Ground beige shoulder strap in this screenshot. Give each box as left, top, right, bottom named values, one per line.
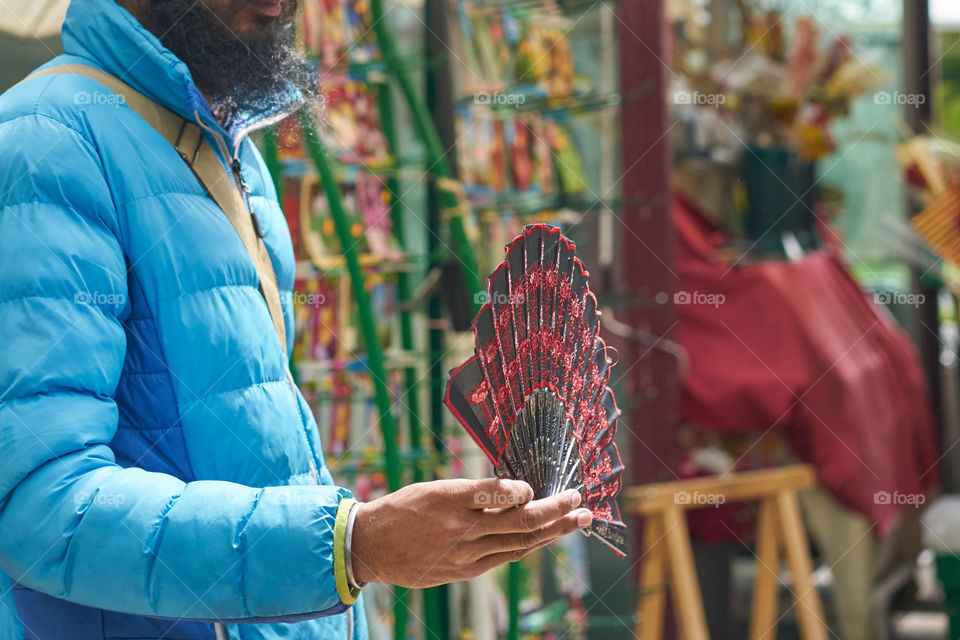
left=25, top=65, right=288, bottom=354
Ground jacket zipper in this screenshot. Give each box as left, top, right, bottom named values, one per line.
left=193, top=113, right=322, bottom=485
left=223, top=124, right=332, bottom=625
left=226, top=155, right=302, bottom=400
left=201, top=116, right=349, bottom=638
left=230, top=157, right=265, bottom=242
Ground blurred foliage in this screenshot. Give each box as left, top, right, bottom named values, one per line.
left=938, top=31, right=960, bottom=139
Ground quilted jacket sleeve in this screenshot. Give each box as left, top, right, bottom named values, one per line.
left=0, top=112, right=354, bottom=620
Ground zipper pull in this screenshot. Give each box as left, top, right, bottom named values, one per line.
left=250, top=211, right=264, bottom=238
left=231, top=158, right=253, bottom=195
left=231, top=158, right=262, bottom=237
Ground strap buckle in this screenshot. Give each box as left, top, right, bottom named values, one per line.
left=175, top=120, right=203, bottom=166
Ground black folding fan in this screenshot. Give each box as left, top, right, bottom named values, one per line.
left=445, top=224, right=627, bottom=556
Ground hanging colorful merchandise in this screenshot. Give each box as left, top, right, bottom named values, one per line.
left=450, top=0, right=578, bottom=99
left=300, top=0, right=378, bottom=65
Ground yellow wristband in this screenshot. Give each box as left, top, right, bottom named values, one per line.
left=334, top=497, right=361, bottom=605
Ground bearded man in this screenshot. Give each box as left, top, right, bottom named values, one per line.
left=0, top=1, right=594, bottom=639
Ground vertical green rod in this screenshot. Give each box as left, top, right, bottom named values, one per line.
left=261, top=128, right=285, bottom=204
left=299, top=111, right=410, bottom=639
left=298, top=111, right=402, bottom=490
left=367, top=1, right=521, bottom=637
left=420, top=0, right=458, bottom=636
left=508, top=565, right=520, bottom=640
left=262, top=127, right=300, bottom=384
left=374, top=82, right=425, bottom=484
left=373, top=80, right=420, bottom=640
left=367, top=0, right=484, bottom=304
left=368, top=2, right=481, bottom=638
left=374, top=79, right=447, bottom=640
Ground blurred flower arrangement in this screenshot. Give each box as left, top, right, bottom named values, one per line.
left=669, top=1, right=885, bottom=252
left=671, top=4, right=883, bottom=162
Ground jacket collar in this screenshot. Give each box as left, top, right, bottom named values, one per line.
left=60, top=0, right=303, bottom=157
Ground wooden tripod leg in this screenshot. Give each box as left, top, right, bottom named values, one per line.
left=662, top=506, right=710, bottom=640
left=638, top=515, right=667, bottom=640
left=776, top=491, right=828, bottom=640
left=749, top=497, right=781, bottom=640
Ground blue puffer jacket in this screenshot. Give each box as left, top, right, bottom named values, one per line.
left=0, top=1, right=368, bottom=638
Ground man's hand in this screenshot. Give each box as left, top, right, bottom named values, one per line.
left=351, top=478, right=593, bottom=588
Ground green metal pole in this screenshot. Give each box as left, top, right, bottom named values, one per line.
left=373, top=80, right=422, bottom=640
left=261, top=127, right=302, bottom=385
left=374, top=80, right=447, bottom=640
left=508, top=564, right=520, bottom=640
left=367, top=3, right=484, bottom=638
left=365, top=3, right=520, bottom=637
left=261, top=127, right=284, bottom=204
left=299, top=110, right=410, bottom=640
left=298, top=110, right=402, bottom=491
left=367, top=0, right=484, bottom=304
left=374, top=82, right=425, bottom=484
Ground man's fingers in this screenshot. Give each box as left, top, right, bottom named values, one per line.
left=481, top=489, right=582, bottom=533
left=466, top=506, right=593, bottom=579
left=463, top=478, right=534, bottom=509
left=468, top=508, right=593, bottom=557
left=470, top=537, right=554, bottom=576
